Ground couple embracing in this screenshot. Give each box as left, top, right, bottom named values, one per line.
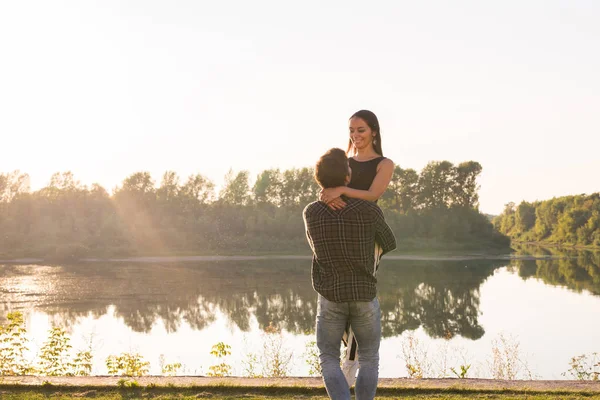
left=303, top=110, right=397, bottom=400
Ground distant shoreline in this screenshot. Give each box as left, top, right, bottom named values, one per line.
left=513, top=240, right=600, bottom=251
left=0, top=253, right=574, bottom=264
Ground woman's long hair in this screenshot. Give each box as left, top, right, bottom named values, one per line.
left=346, top=109, right=383, bottom=156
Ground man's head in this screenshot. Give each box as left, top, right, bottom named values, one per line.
left=314, top=148, right=351, bottom=189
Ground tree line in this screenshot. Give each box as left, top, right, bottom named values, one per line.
left=493, top=193, right=600, bottom=248
left=0, top=160, right=508, bottom=260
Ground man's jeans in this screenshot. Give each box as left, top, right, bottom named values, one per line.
left=316, top=294, right=381, bottom=400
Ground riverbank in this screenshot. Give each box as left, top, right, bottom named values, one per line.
left=0, top=237, right=514, bottom=263
left=1, top=376, right=600, bottom=399
left=0, top=252, right=575, bottom=264
left=514, top=240, right=600, bottom=251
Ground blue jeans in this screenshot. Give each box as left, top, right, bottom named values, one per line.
left=316, top=294, right=381, bottom=400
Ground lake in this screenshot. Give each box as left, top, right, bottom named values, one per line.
left=1, top=250, right=599, bottom=379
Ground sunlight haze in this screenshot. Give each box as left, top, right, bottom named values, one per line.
left=1, top=0, right=599, bottom=214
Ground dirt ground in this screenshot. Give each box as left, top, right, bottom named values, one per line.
left=2, top=376, right=600, bottom=392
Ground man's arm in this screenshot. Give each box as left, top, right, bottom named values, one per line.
left=302, top=205, right=316, bottom=253
left=373, top=207, right=396, bottom=256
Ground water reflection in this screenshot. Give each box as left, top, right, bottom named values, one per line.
left=378, top=260, right=501, bottom=340
left=1, top=259, right=499, bottom=340
left=0, top=261, right=317, bottom=334
left=512, top=249, right=600, bottom=295
left=1, top=248, right=599, bottom=341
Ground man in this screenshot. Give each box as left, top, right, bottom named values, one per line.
left=303, top=148, right=396, bottom=400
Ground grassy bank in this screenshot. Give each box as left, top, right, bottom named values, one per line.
left=2, top=385, right=600, bottom=400
left=2, top=377, right=600, bottom=399
left=4, top=393, right=600, bottom=399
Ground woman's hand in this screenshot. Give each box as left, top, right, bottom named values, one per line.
left=319, top=187, right=347, bottom=210
left=326, top=197, right=347, bottom=210
left=319, top=187, right=345, bottom=204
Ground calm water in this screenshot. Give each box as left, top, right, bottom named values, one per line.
left=1, top=251, right=600, bottom=379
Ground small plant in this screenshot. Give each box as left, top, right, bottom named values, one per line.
left=117, top=378, right=140, bottom=388
left=37, top=327, right=74, bottom=376
left=563, top=353, right=600, bottom=381
left=240, top=324, right=294, bottom=378
left=73, top=332, right=97, bottom=377
left=207, top=342, right=232, bottom=377
left=162, top=362, right=182, bottom=376
left=400, top=331, right=431, bottom=379
left=450, top=364, right=471, bottom=379
left=241, top=352, right=262, bottom=378
left=158, top=353, right=182, bottom=376
left=240, top=335, right=262, bottom=378
left=72, top=350, right=93, bottom=376
left=434, top=338, right=472, bottom=379
left=106, top=352, right=150, bottom=377
left=487, top=333, right=534, bottom=380
left=0, top=312, right=33, bottom=375
left=260, top=323, right=293, bottom=378
left=432, top=333, right=452, bottom=378
left=303, top=340, right=321, bottom=377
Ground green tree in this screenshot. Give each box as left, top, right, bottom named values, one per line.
left=381, top=166, right=419, bottom=213
left=180, top=173, right=214, bottom=204
left=452, top=161, right=482, bottom=208
left=219, top=170, right=251, bottom=206
left=119, top=171, right=155, bottom=195
left=497, top=193, right=600, bottom=247
left=495, top=202, right=516, bottom=234
left=0, top=171, right=30, bottom=203
left=253, top=169, right=282, bottom=205
left=516, top=201, right=536, bottom=233
left=279, top=168, right=319, bottom=208
left=418, top=161, right=454, bottom=209
left=156, top=171, right=181, bottom=203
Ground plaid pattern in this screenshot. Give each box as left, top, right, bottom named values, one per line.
left=303, top=198, right=397, bottom=302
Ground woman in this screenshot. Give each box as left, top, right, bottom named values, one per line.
left=320, top=110, right=394, bottom=387
left=320, top=109, right=394, bottom=208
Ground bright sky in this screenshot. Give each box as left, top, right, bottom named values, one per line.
left=1, top=1, right=598, bottom=214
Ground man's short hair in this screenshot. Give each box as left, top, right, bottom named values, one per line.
left=314, top=148, right=349, bottom=189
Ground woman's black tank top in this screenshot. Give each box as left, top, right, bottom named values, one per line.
left=348, top=156, right=385, bottom=191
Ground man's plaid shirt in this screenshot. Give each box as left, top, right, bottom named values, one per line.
left=303, top=198, right=397, bottom=303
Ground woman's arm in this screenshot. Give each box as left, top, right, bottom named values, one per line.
left=320, top=158, right=394, bottom=204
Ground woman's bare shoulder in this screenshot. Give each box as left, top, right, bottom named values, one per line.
left=378, top=157, right=394, bottom=169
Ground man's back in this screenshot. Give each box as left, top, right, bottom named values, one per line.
left=303, top=198, right=396, bottom=303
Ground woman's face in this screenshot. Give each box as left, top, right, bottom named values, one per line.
left=349, top=117, right=375, bottom=151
